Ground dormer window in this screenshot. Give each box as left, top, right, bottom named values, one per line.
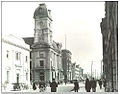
left=40, top=60, right=44, bottom=67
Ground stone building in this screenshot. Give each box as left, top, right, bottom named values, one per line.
left=62, top=49, right=72, bottom=82
left=100, top=1, right=118, bottom=92
left=26, top=3, right=63, bottom=83
left=2, top=34, right=31, bottom=91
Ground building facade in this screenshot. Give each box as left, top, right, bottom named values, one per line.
left=75, top=64, right=80, bottom=81
left=100, top=1, right=118, bottom=92
left=31, top=4, right=63, bottom=83
left=62, top=49, right=72, bottom=82
left=2, top=34, right=31, bottom=91
left=71, top=63, right=84, bottom=81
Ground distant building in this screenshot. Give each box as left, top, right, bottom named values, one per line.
left=2, top=34, right=31, bottom=91
left=71, top=63, right=76, bottom=80
left=71, top=63, right=84, bottom=81
left=100, top=1, right=118, bottom=92
left=62, top=49, right=72, bottom=82
left=24, top=4, right=63, bottom=83
left=75, top=64, right=80, bottom=81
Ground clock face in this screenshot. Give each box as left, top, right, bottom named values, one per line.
left=39, top=21, right=45, bottom=28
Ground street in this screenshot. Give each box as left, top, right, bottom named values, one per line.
left=4, top=82, right=105, bottom=92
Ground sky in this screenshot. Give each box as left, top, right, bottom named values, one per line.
left=2, top=2, right=105, bottom=76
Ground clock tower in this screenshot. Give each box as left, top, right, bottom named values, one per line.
left=33, top=3, right=53, bottom=45
left=31, top=3, right=63, bottom=83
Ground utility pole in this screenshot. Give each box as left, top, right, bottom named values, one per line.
left=65, top=34, right=66, bottom=49
left=95, top=69, right=96, bottom=79
left=101, top=60, right=103, bottom=78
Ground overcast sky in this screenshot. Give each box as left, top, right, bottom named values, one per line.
left=2, top=2, right=105, bottom=76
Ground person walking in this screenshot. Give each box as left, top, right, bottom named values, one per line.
left=85, top=78, right=91, bottom=92
left=90, top=78, right=97, bottom=92
left=103, top=79, right=106, bottom=91
left=39, top=80, right=46, bottom=92
left=98, top=79, right=102, bottom=89
left=50, top=78, right=58, bottom=92
left=33, top=81, right=36, bottom=90
left=74, top=80, right=79, bottom=92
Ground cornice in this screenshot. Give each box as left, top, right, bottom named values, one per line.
left=2, top=39, right=31, bottom=51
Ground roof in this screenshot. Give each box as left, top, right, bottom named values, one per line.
left=23, top=37, right=62, bottom=53
left=2, top=34, right=30, bottom=50
left=33, top=3, right=52, bottom=20
left=23, top=37, right=34, bottom=46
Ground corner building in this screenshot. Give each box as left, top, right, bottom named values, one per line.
left=31, top=4, right=63, bottom=83
left=2, top=35, right=30, bottom=91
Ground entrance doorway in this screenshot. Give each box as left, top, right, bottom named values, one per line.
left=40, top=72, right=44, bottom=81
left=16, top=74, right=19, bottom=83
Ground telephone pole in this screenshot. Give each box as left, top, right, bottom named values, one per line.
left=65, top=34, right=67, bottom=49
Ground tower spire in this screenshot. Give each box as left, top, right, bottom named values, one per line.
left=65, top=34, right=67, bottom=49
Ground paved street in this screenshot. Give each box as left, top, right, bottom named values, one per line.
left=3, top=82, right=105, bottom=92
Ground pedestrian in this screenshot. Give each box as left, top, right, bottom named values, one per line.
left=39, top=80, right=46, bottom=92
left=50, top=78, right=58, bottom=92
left=33, top=81, right=36, bottom=90
left=90, top=78, right=97, bottom=92
left=74, top=80, right=79, bottom=92
left=103, top=79, right=106, bottom=91
left=98, top=79, right=102, bottom=89
left=49, top=81, right=51, bottom=86
left=85, top=78, right=91, bottom=92
left=64, top=79, right=67, bottom=85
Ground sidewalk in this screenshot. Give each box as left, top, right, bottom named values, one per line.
left=2, top=82, right=105, bottom=92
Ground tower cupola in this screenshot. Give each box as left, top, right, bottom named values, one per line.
left=33, top=3, right=53, bottom=44
left=34, top=3, right=52, bottom=21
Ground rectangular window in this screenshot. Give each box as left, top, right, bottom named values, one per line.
left=26, top=56, right=28, bottom=62
left=16, top=53, right=18, bottom=60
left=40, top=53, right=44, bottom=58
left=40, top=72, right=44, bottom=81
left=39, top=52, right=45, bottom=58
left=40, top=72, right=44, bottom=75
left=15, top=52, right=21, bottom=61
left=49, top=23, right=51, bottom=27
left=40, top=60, right=44, bottom=67
left=7, top=71, right=9, bottom=82
left=6, top=50, right=9, bottom=59
left=26, top=73, right=28, bottom=81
